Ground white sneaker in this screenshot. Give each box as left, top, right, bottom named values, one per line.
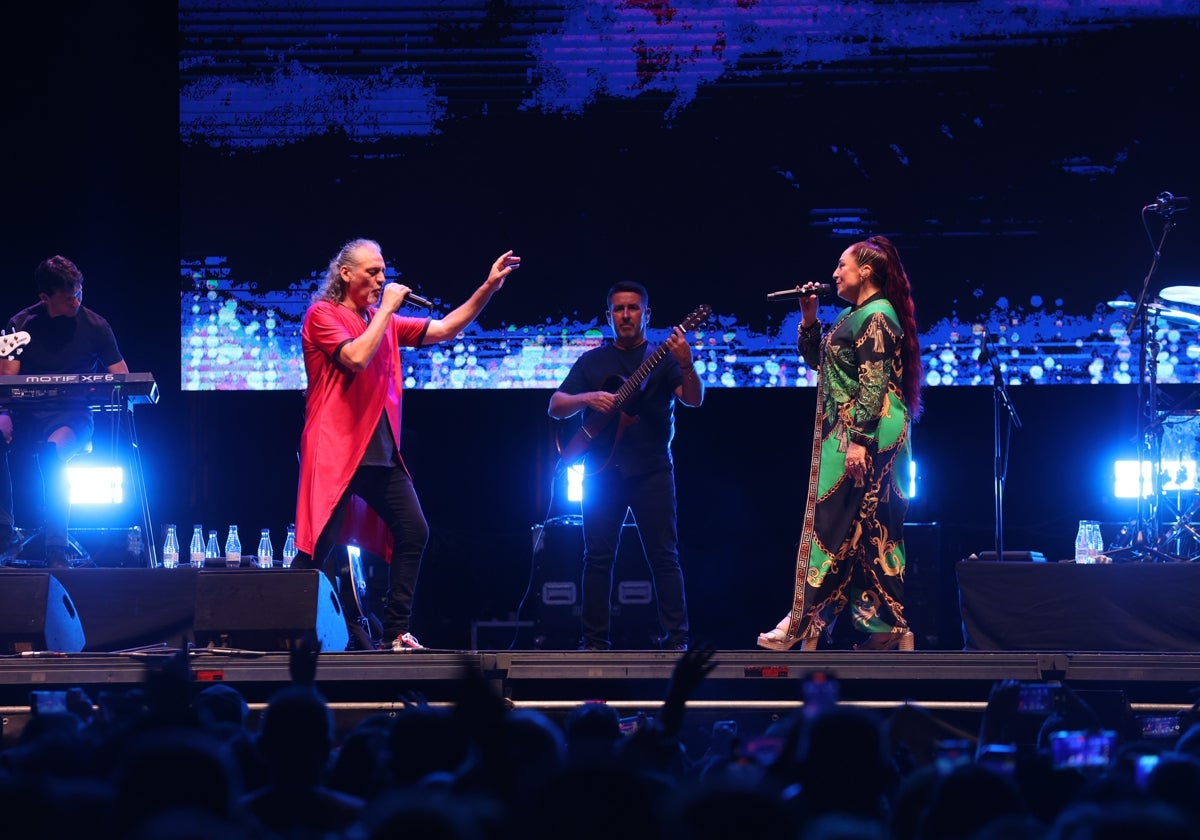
left=391, top=632, right=424, bottom=652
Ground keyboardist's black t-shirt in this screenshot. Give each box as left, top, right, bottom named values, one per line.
left=4, top=302, right=125, bottom=425
left=6, top=302, right=123, bottom=375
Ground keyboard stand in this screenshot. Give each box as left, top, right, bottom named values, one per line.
left=126, top=400, right=155, bottom=567
left=92, top=395, right=156, bottom=567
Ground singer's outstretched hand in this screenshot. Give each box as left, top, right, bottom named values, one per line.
left=485, top=250, right=521, bottom=291
left=423, top=250, right=522, bottom=344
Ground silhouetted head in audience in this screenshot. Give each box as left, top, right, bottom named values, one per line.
left=1144, top=751, right=1200, bottom=822
left=519, top=763, right=668, bottom=840
left=327, top=712, right=394, bottom=800
left=360, top=788, right=496, bottom=840
left=562, top=701, right=622, bottom=767
left=1048, top=799, right=1194, bottom=840
left=113, top=726, right=244, bottom=837
left=662, top=785, right=801, bottom=840
left=194, top=684, right=250, bottom=729
left=791, top=705, right=898, bottom=824
left=1173, top=721, right=1200, bottom=758
left=3, top=711, right=95, bottom=780
left=917, top=762, right=1028, bottom=840
left=498, top=708, right=567, bottom=796
left=255, top=684, right=335, bottom=786
left=386, top=704, right=472, bottom=788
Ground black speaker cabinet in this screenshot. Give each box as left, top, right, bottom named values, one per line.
left=192, top=569, right=349, bottom=652
left=0, top=572, right=86, bottom=653
left=530, top=515, right=662, bottom=649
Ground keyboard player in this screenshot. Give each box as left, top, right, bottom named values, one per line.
left=0, top=255, right=128, bottom=567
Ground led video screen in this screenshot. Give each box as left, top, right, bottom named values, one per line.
left=180, top=1, right=1199, bottom=391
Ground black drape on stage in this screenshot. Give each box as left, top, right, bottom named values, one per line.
left=957, top=561, right=1200, bottom=652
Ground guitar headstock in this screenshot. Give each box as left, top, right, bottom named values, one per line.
left=679, top=304, right=712, bottom=332
left=0, top=330, right=30, bottom=361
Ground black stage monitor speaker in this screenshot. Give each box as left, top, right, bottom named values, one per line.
left=0, top=572, right=86, bottom=653
left=193, top=570, right=349, bottom=652
left=531, top=515, right=661, bottom=650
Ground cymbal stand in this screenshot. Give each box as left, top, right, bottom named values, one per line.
left=981, top=329, right=1020, bottom=560
left=1157, top=484, right=1200, bottom=561
left=1128, top=204, right=1182, bottom=561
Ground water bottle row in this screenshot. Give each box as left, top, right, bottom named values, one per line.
left=160, top=523, right=298, bottom=569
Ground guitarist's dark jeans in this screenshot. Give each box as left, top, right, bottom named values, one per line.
left=306, top=466, right=430, bottom=644
left=580, top=467, right=689, bottom=649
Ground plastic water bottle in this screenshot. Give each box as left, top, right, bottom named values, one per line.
left=162, top=524, right=179, bottom=569
left=189, top=524, right=205, bottom=568
left=205, top=530, right=220, bottom=565
left=1088, top=520, right=1105, bottom=563
left=1075, top=520, right=1100, bottom=564
left=1074, top=521, right=1088, bottom=564
left=281, top=523, right=297, bottom=569
left=128, top=526, right=143, bottom=562
left=225, top=525, right=242, bottom=568
left=256, top=528, right=273, bottom=569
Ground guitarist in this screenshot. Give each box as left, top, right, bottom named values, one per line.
left=548, top=280, right=704, bottom=652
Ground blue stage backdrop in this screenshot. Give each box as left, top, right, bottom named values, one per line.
left=179, top=1, right=1200, bottom=391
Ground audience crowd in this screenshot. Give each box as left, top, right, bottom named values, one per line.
left=3, top=643, right=1200, bottom=839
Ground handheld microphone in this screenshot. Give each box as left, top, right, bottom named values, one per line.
left=384, top=279, right=435, bottom=308
left=404, top=292, right=434, bottom=308
left=1145, top=191, right=1191, bottom=215
left=766, top=283, right=834, bottom=301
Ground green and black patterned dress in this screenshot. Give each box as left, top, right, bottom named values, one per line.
left=784, top=291, right=912, bottom=644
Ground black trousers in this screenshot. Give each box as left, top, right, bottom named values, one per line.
left=304, top=465, right=430, bottom=642
left=579, top=466, right=689, bottom=649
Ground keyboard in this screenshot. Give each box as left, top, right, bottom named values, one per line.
left=0, top=372, right=159, bottom=407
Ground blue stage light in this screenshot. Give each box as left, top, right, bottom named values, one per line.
left=66, top=466, right=125, bottom=505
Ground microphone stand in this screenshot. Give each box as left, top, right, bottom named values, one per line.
left=983, top=334, right=1020, bottom=560
left=1127, top=210, right=1182, bottom=562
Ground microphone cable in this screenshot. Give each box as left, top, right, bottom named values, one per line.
left=506, top=457, right=573, bottom=651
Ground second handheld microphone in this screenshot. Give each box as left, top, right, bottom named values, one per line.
left=766, top=283, right=834, bottom=301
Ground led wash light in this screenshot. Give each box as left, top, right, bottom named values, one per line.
left=1113, top=459, right=1197, bottom=499
left=566, top=464, right=584, bottom=503
left=66, top=466, right=125, bottom=505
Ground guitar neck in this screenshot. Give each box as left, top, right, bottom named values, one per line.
left=611, top=343, right=672, bottom=411
left=560, top=304, right=709, bottom=469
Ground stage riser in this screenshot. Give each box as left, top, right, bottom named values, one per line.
left=0, top=662, right=1185, bottom=753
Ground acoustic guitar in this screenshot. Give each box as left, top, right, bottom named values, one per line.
left=556, top=304, right=711, bottom=472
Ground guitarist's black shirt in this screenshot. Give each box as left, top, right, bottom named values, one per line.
left=558, top=340, right=683, bottom=478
